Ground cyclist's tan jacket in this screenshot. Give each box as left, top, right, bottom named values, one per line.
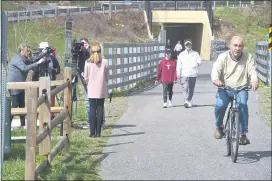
left=211, top=51, right=258, bottom=88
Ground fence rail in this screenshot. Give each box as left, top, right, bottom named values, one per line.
left=255, top=42, right=271, bottom=86
left=102, top=42, right=165, bottom=92
left=5, top=67, right=73, bottom=180
left=6, top=1, right=268, bottom=23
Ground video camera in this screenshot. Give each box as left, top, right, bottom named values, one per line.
left=71, top=40, right=88, bottom=75
left=32, top=46, right=55, bottom=77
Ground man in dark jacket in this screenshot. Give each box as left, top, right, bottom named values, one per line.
left=7, top=43, right=45, bottom=126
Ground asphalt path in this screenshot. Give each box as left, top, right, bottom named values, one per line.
left=100, top=61, right=271, bottom=180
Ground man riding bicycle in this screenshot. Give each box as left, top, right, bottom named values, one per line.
left=211, top=36, right=259, bottom=145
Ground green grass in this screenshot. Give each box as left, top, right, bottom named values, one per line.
left=214, top=7, right=270, bottom=54
left=3, top=78, right=154, bottom=180
left=258, top=86, right=271, bottom=125
left=2, top=2, right=25, bottom=11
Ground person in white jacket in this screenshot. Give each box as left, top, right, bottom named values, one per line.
left=176, top=39, right=202, bottom=108
left=174, top=40, right=183, bottom=56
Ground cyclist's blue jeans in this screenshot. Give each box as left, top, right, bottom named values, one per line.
left=214, top=89, right=249, bottom=133
left=84, top=88, right=106, bottom=124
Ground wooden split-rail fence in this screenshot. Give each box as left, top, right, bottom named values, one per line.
left=6, top=67, right=72, bottom=180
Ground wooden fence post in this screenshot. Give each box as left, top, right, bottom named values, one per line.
left=38, top=77, right=51, bottom=158
left=25, top=87, right=38, bottom=180
left=63, top=67, right=72, bottom=136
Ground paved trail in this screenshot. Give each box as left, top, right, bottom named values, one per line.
left=100, top=62, right=271, bottom=180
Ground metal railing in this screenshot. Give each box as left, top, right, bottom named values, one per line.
left=102, top=42, right=165, bottom=92
left=255, top=42, right=271, bottom=86
left=6, top=1, right=267, bottom=23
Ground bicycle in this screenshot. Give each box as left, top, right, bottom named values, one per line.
left=219, top=85, right=251, bottom=163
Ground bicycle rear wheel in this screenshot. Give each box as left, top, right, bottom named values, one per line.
left=230, top=111, right=240, bottom=163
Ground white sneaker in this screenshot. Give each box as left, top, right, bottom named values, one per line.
left=188, top=101, right=192, bottom=108
left=184, top=100, right=189, bottom=108
left=168, top=100, right=173, bottom=107
left=163, top=103, right=167, bottom=108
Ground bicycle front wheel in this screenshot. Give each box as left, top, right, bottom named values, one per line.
left=230, top=111, right=240, bottom=163
left=225, top=117, right=231, bottom=156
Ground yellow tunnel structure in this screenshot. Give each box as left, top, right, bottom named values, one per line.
left=152, top=10, right=214, bottom=61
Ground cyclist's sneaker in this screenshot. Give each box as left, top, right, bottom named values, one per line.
left=239, top=135, right=250, bottom=145
left=184, top=101, right=189, bottom=108
left=163, top=103, right=167, bottom=108
left=214, top=127, right=224, bottom=139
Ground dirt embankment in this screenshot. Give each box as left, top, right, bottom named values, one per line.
left=51, top=10, right=149, bottom=43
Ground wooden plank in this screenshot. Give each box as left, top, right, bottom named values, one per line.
left=51, top=136, right=69, bottom=161
left=36, top=109, right=69, bottom=145
left=35, top=159, right=49, bottom=178
left=63, top=67, right=72, bottom=136
left=38, top=77, right=51, bottom=156
left=11, top=136, right=26, bottom=143
left=51, top=80, right=67, bottom=86
left=7, top=81, right=39, bottom=90
left=11, top=107, right=65, bottom=116
left=51, top=81, right=69, bottom=97
left=25, top=87, right=38, bottom=180
left=7, top=80, right=65, bottom=90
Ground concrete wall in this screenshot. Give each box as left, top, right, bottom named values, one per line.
left=152, top=10, right=213, bottom=60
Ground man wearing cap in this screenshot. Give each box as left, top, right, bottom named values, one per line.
left=32, top=42, right=60, bottom=81
left=7, top=43, right=46, bottom=126
left=32, top=42, right=61, bottom=119
left=176, top=39, right=202, bottom=108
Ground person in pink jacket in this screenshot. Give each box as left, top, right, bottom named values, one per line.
left=84, top=42, right=109, bottom=138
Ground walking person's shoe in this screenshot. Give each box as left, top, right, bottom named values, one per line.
left=102, top=120, right=107, bottom=130
left=163, top=103, right=167, bottom=108
left=184, top=100, right=189, bottom=108
left=239, top=134, right=250, bottom=145
left=214, top=127, right=224, bottom=139
left=168, top=100, right=173, bottom=107
left=187, top=101, right=192, bottom=108
left=89, top=134, right=96, bottom=138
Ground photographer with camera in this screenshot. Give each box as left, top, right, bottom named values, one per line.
left=32, top=42, right=60, bottom=119
left=7, top=43, right=46, bottom=126
left=32, top=42, right=60, bottom=81
left=78, top=38, right=92, bottom=126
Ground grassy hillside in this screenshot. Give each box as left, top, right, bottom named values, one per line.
left=7, top=11, right=149, bottom=67
left=213, top=7, right=270, bottom=54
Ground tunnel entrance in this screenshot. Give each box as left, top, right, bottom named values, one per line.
left=164, top=23, right=203, bottom=54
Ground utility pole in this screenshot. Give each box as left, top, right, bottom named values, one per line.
left=109, top=0, right=112, bottom=19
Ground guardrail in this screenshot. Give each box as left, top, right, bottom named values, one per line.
left=6, top=1, right=268, bottom=23
left=102, top=42, right=165, bottom=92
left=255, top=42, right=271, bottom=87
